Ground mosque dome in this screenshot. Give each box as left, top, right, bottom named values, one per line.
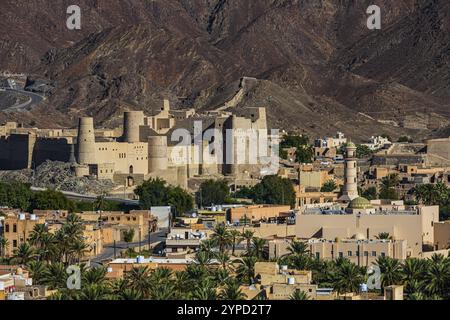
left=353, top=233, right=366, bottom=240
left=348, top=197, right=373, bottom=209
left=346, top=141, right=357, bottom=149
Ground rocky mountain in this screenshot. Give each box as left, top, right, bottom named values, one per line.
left=0, top=0, right=448, bottom=141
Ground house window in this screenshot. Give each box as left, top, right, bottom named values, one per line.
left=381, top=252, right=386, bottom=257
left=372, top=251, right=377, bottom=257
left=364, top=251, right=369, bottom=257
left=13, top=240, right=17, bottom=248
left=339, top=252, right=343, bottom=258
left=5, top=224, right=9, bottom=233
left=348, top=251, right=352, bottom=257
left=13, top=224, right=17, bottom=233
left=315, top=252, right=320, bottom=259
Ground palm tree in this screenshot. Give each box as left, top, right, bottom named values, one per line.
left=375, top=256, right=403, bottom=290
left=213, top=268, right=231, bottom=286
left=77, top=284, right=111, bottom=300
left=117, top=288, right=144, bottom=300
left=13, top=242, right=35, bottom=265
left=43, top=262, right=67, bottom=289
left=375, top=232, right=392, bottom=240
left=219, top=279, right=247, bottom=300
left=37, top=233, right=56, bottom=263
left=29, top=224, right=49, bottom=248
left=229, top=229, right=242, bottom=256
left=0, top=237, right=9, bottom=259
left=289, top=289, right=310, bottom=300
left=150, top=281, right=177, bottom=300
left=284, top=240, right=311, bottom=270
left=333, top=261, right=364, bottom=298
left=199, top=239, right=217, bottom=253
left=27, top=260, right=47, bottom=285
left=241, top=230, right=254, bottom=252
left=94, top=192, right=108, bottom=211
left=235, top=256, right=257, bottom=285
left=150, top=267, right=173, bottom=285
left=408, top=292, right=426, bottom=300
left=215, top=252, right=231, bottom=270
left=424, top=256, right=450, bottom=298
left=71, top=239, right=89, bottom=263
left=125, top=267, right=151, bottom=298
left=83, top=267, right=108, bottom=286
left=194, top=251, right=212, bottom=268
left=174, top=271, right=191, bottom=296
left=405, top=279, right=424, bottom=297
left=123, top=229, right=135, bottom=250
left=402, top=258, right=426, bottom=286
left=287, top=239, right=310, bottom=256
left=211, top=224, right=232, bottom=253
left=191, top=278, right=217, bottom=300
left=251, top=237, right=266, bottom=260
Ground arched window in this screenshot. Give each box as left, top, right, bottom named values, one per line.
left=129, top=166, right=134, bottom=174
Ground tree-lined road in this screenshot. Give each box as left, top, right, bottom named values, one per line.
left=91, top=229, right=167, bottom=266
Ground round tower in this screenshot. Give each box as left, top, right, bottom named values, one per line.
left=76, top=117, right=96, bottom=165
left=339, top=141, right=359, bottom=202
left=148, top=136, right=168, bottom=173
left=123, top=111, right=144, bottom=143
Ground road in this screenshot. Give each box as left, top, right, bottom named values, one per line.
left=30, top=187, right=140, bottom=206
left=90, top=229, right=167, bottom=266
left=1, top=88, right=45, bottom=112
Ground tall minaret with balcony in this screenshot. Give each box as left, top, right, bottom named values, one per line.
left=339, top=141, right=359, bottom=202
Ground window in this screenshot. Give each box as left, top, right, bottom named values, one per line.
left=5, top=224, right=9, bottom=233
left=372, top=251, right=377, bottom=257
left=13, top=224, right=17, bottom=233
left=364, top=251, right=369, bottom=257
left=13, top=240, right=17, bottom=248
left=315, top=252, right=320, bottom=259
left=339, top=252, right=343, bottom=258
left=348, top=251, right=352, bottom=257
left=381, top=252, right=386, bottom=257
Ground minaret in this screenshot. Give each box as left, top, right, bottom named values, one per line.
left=339, top=141, right=359, bottom=202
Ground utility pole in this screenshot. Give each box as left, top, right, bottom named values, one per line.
left=139, top=229, right=142, bottom=253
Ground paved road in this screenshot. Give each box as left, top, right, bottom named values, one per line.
left=1, top=88, right=45, bottom=112
left=91, top=229, right=167, bottom=266
left=30, top=187, right=140, bottom=206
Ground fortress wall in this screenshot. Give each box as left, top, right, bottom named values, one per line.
left=0, top=137, right=10, bottom=168
left=32, top=138, right=72, bottom=166
left=7, top=134, right=36, bottom=170
left=95, top=141, right=149, bottom=175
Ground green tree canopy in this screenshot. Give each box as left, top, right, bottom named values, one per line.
left=281, top=134, right=313, bottom=164
left=321, top=180, right=337, bottom=193
left=379, top=174, right=400, bottom=200
left=196, top=179, right=230, bottom=208
left=250, top=175, right=296, bottom=208
left=31, top=189, right=74, bottom=211
left=0, top=182, right=33, bottom=211
left=135, top=178, right=193, bottom=215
